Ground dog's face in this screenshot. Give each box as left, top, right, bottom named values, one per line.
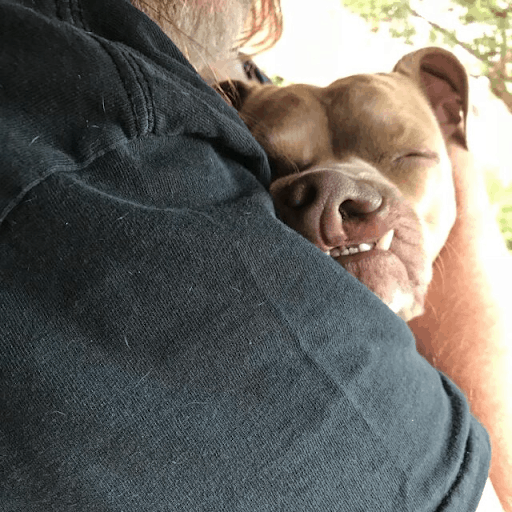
left=218, top=48, right=468, bottom=321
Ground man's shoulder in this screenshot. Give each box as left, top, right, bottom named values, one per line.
left=0, top=0, right=266, bottom=222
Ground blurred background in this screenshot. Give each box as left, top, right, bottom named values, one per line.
left=250, top=0, right=512, bottom=252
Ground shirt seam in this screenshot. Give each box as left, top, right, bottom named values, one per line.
left=123, top=49, right=156, bottom=135
left=60, top=0, right=154, bottom=138
left=89, top=35, right=146, bottom=137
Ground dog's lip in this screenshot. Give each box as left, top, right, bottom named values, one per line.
left=324, top=229, right=394, bottom=257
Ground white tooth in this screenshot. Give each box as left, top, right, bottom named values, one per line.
left=340, top=247, right=350, bottom=256
left=376, top=230, right=394, bottom=251
left=324, top=250, right=331, bottom=256
left=348, top=247, right=359, bottom=254
left=357, top=243, right=373, bottom=253
left=330, top=248, right=341, bottom=258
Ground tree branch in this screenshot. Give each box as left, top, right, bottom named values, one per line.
left=407, top=6, right=490, bottom=65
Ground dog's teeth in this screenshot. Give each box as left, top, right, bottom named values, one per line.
left=376, top=230, right=394, bottom=251
left=358, top=243, right=373, bottom=253
left=329, top=241, right=376, bottom=258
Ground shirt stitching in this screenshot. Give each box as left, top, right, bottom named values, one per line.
left=123, top=50, right=155, bottom=135
left=72, top=0, right=88, bottom=31
left=91, top=36, right=142, bottom=137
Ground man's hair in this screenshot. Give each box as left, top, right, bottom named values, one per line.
left=239, top=0, right=283, bottom=55
left=131, top=0, right=282, bottom=64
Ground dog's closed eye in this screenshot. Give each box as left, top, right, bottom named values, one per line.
left=396, top=150, right=440, bottom=163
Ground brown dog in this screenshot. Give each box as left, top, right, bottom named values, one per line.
left=217, top=48, right=468, bottom=321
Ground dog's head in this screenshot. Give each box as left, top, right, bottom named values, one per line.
left=217, top=48, right=468, bottom=321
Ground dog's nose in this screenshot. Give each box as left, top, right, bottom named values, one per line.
left=271, top=170, right=383, bottom=248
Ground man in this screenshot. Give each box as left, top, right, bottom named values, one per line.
left=0, top=0, right=508, bottom=509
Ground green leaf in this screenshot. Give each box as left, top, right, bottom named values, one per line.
left=467, top=5, right=486, bottom=22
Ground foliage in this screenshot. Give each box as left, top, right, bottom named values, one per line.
left=270, top=74, right=286, bottom=86
left=486, top=174, right=512, bottom=252
left=341, top=0, right=512, bottom=114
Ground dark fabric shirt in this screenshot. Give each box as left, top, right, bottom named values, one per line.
left=0, top=0, right=490, bottom=510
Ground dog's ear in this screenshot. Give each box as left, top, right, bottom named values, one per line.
left=393, top=47, right=469, bottom=148
left=214, top=80, right=258, bottom=111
